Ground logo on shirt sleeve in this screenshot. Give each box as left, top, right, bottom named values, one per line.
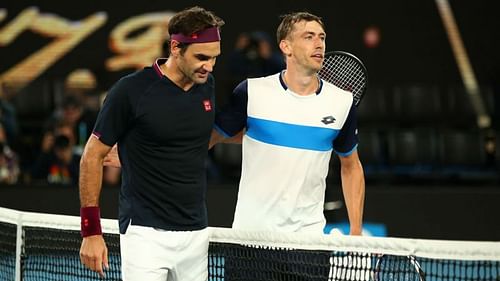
left=203, top=100, right=212, bottom=112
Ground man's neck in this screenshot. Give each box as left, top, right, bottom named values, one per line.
left=161, top=58, right=194, bottom=91
left=282, top=67, right=319, bottom=96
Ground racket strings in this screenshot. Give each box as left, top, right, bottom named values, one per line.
left=319, top=55, right=367, bottom=105
left=374, top=255, right=425, bottom=281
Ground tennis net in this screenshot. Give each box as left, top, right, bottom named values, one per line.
left=1, top=206, right=499, bottom=281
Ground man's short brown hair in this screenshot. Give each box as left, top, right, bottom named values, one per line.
left=276, top=12, right=324, bottom=44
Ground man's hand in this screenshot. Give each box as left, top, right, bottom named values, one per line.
left=209, top=129, right=244, bottom=149
left=103, top=144, right=121, bottom=168
left=80, top=235, right=109, bottom=277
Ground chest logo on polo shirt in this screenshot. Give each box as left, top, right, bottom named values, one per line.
left=203, top=100, right=212, bottom=112
left=321, top=116, right=336, bottom=125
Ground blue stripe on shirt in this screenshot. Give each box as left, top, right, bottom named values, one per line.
left=246, top=117, right=338, bottom=151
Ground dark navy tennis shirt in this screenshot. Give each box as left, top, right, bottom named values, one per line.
left=93, top=59, right=215, bottom=234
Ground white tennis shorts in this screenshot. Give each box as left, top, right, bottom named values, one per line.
left=120, top=224, right=209, bottom=281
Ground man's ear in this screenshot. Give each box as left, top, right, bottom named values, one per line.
left=170, top=39, right=181, bottom=57
left=279, top=40, right=291, bottom=57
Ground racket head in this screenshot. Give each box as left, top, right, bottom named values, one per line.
left=372, top=254, right=426, bottom=281
left=318, top=51, right=368, bottom=107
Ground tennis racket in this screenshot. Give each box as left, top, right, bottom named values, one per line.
left=372, top=254, right=426, bottom=281
left=318, top=51, right=368, bottom=107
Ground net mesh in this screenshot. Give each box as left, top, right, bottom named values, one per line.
left=209, top=242, right=332, bottom=281
left=0, top=221, right=16, bottom=281
left=1, top=207, right=499, bottom=281
left=318, top=51, right=368, bottom=106
left=22, top=226, right=121, bottom=281
left=208, top=243, right=500, bottom=281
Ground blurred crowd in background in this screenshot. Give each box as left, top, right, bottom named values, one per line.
left=0, top=3, right=499, bottom=187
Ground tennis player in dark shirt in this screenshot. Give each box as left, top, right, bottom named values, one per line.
left=78, top=6, right=224, bottom=281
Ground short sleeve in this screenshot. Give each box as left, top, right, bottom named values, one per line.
left=333, top=104, right=359, bottom=156
left=214, top=80, right=248, bottom=137
left=92, top=78, right=134, bottom=146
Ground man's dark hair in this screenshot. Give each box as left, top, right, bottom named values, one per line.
left=276, top=12, right=324, bottom=44
left=165, top=6, right=224, bottom=55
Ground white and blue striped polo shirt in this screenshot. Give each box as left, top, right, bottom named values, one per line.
left=215, top=72, right=358, bottom=233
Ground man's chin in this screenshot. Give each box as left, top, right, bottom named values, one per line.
left=193, top=76, right=208, bottom=84
left=315, top=61, right=324, bottom=70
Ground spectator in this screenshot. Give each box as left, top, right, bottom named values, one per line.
left=227, top=31, right=285, bottom=89
left=0, top=123, right=19, bottom=184
left=0, top=96, right=19, bottom=146
left=32, top=122, right=80, bottom=185
left=64, top=68, right=102, bottom=119
left=46, top=95, right=97, bottom=155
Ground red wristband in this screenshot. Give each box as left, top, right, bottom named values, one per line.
left=80, top=206, right=102, bottom=237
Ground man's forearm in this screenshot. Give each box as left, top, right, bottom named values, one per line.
left=79, top=140, right=108, bottom=238
left=209, top=129, right=243, bottom=149
left=79, top=153, right=105, bottom=207
left=341, top=162, right=365, bottom=235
